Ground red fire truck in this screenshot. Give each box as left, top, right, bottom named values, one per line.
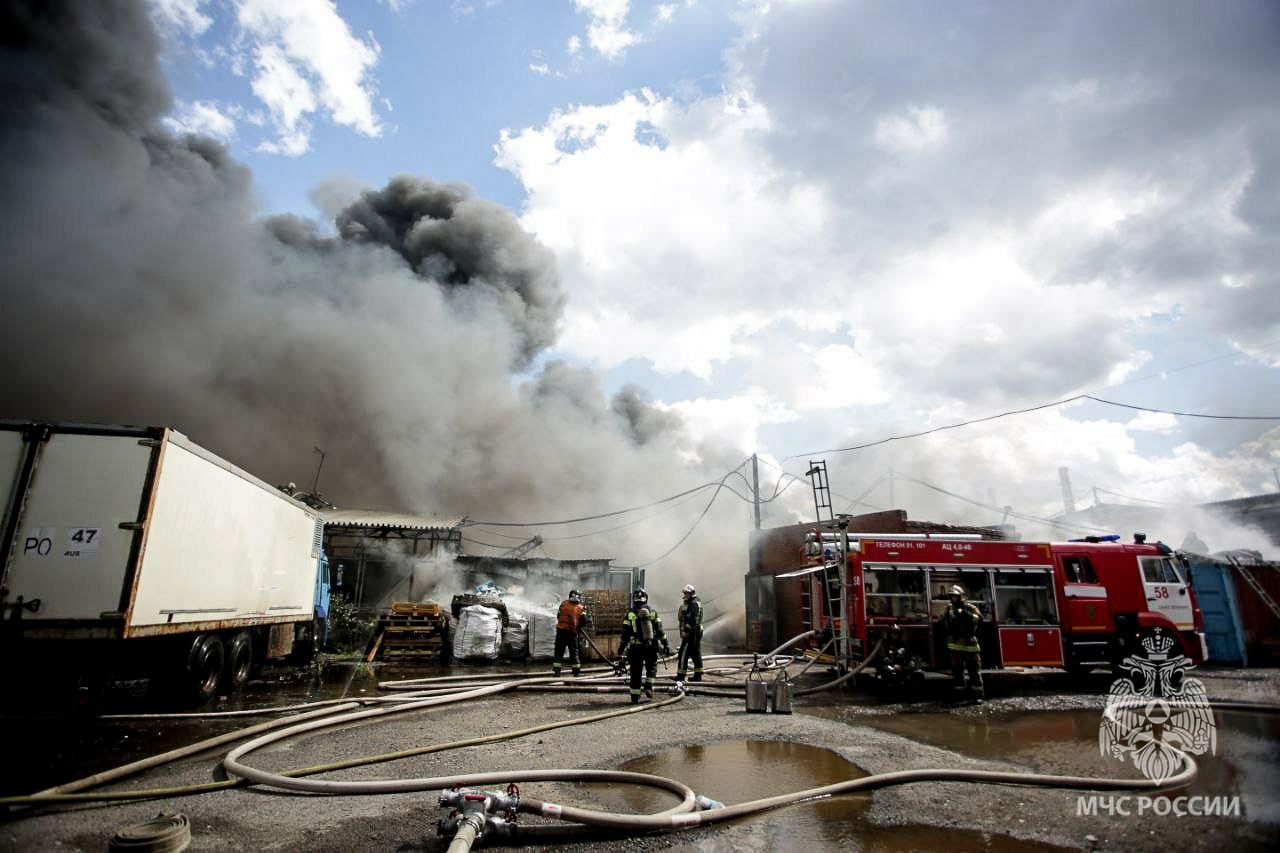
left=788, top=532, right=1207, bottom=674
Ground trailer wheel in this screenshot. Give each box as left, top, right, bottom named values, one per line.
left=225, top=631, right=255, bottom=691
left=186, top=634, right=225, bottom=707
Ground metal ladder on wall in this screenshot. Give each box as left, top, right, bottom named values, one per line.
left=806, top=460, right=849, bottom=662
left=1233, top=562, right=1280, bottom=620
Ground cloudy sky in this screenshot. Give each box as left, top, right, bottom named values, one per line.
left=9, top=0, right=1279, bottom=563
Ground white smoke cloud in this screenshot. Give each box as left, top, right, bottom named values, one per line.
left=495, top=0, right=1280, bottom=557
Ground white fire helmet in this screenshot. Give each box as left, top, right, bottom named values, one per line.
left=682, top=584, right=696, bottom=597
left=950, top=585, right=965, bottom=597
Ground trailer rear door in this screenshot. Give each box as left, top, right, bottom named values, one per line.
left=2, top=432, right=153, bottom=622
left=126, top=434, right=319, bottom=635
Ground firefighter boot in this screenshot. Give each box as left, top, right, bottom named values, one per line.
left=630, top=692, right=640, bottom=705
left=690, top=670, right=703, bottom=683
left=644, top=679, right=654, bottom=699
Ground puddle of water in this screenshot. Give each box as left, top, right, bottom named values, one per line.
left=566, top=740, right=1066, bottom=851
left=845, top=708, right=1280, bottom=826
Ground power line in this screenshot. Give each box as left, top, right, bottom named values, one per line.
left=893, top=474, right=1113, bottom=535
left=1103, top=337, right=1280, bottom=392
left=634, top=481, right=725, bottom=568
left=535, top=490, right=714, bottom=541
left=787, top=396, right=1084, bottom=459
left=1083, top=395, right=1280, bottom=421
left=755, top=455, right=887, bottom=513
left=622, top=465, right=761, bottom=569
left=788, top=394, right=1280, bottom=459
left=1092, top=486, right=1196, bottom=507
left=462, top=457, right=752, bottom=527
left=459, top=534, right=516, bottom=551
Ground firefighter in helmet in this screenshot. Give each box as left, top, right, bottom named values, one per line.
left=617, top=587, right=671, bottom=703
left=553, top=589, right=588, bottom=677
left=943, top=584, right=983, bottom=698
left=676, top=583, right=704, bottom=682
left=876, top=623, right=923, bottom=689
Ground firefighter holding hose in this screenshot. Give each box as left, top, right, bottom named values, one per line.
left=616, top=587, right=671, bottom=704
left=675, top=583, right=704, bottom=682
left=943, top=584, right=984, bottom=699
left=553, top=589, right=588, bottom=677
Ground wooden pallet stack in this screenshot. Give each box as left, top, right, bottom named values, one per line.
left=582, top=589, right=630, bottom=660
left=367, top=601, right=450, bottom=661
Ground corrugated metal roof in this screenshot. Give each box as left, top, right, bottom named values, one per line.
left=323, top=509, right=464, bottom=531
left=455, top=554, right=615, bottom=565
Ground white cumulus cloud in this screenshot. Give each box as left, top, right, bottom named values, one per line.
left=574, top=0, right=640, bottom=61
left=236, top=0, right=384, bottom=156
left=149, top=0, right=212, bottom=37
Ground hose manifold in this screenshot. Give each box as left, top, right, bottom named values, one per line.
left=436, top=787, right=520, bottom=844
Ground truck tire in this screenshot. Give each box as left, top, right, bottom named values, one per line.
left=225, top=631, right=255, bottom=691
left=186, top=634, right=225, bottom=707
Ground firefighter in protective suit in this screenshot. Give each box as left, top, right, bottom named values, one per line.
left=675, top=584, right=704, bottom=682
left=943, top=584, right=984, bottom=698
left=617, top=588, right=670, bottom=703
left=553, top=589, right=588, bottom=677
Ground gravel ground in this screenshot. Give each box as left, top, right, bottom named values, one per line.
left=2, top=666, right=1276, bottom=852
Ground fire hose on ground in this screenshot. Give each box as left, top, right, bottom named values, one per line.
left=6, top=628, right=1277, bottom=853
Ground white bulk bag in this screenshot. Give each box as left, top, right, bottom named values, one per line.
left=453, top=604, right=502, bottom=660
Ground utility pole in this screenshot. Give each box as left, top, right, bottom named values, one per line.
left=888, top=466, right=895, bottom=507
left=751, top=454, right=762, bottom=530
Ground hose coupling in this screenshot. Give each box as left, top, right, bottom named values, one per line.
left=695, top=794, right=725, bottom=810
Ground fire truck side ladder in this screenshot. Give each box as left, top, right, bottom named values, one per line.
left=1234, top=563, right=1280, bottom=620
left=806, top=460, right=849, bottom=663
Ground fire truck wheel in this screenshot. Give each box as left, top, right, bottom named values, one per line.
left=185, top=634, right=225, bottom=707
left=225, top=631, right=255, bottom=691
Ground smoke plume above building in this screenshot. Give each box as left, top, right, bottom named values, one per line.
left=0, top=0, right=750, bottom=592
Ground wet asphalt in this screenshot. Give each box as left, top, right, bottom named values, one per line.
left=1, top=661, right=1277, bottom=852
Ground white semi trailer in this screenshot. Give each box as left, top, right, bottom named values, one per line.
left=0, top=422, right=330, bottom=706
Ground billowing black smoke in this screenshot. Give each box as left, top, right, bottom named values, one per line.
left=272, top=176, right=565, bottom=365
left=0, top=0, right=736, bottom=543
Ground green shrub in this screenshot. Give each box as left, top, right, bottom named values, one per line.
left=326, top=593, right=374, bottom=653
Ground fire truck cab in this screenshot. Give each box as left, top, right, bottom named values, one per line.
left=1051, top=536, right=1206, bottom=671
left=798, top=532, right=1205, bottom=676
